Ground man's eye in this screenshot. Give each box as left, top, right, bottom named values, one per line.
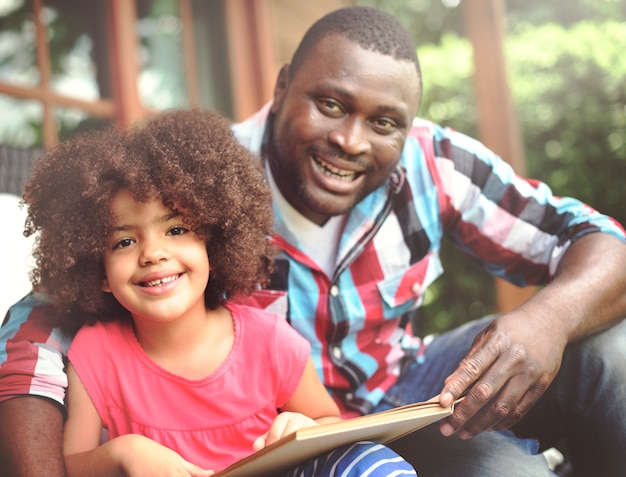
left=371, top=118, right=397, bottom=133
left=167, top=226, right=188, bottom=236
left=112, top=238, right=134, bottom=250
left=317, top=99, right=343, bottom=115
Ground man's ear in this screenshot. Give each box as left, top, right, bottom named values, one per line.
left=101, top=278, right=111, bottom=293
left=271, top=64, right=290, bottom=113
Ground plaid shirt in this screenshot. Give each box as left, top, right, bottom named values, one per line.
left=2, top=103, right=624, bottom=415
left=233, top=104, right=626, bottom=416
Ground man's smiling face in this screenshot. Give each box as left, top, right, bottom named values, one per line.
left=268, top=34, right=421, bottom=226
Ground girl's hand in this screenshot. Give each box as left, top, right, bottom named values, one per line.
left=252, top=412, right=317, bottom=451
left=116, top=434, right=214, bottom=477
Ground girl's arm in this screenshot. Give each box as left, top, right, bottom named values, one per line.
left=253, top=357, right=341, bottom=450
left=64, top=362, right=119, bottom=476
left=64, top=363, right=213, bottom=477
left=281, top=357, right=341, bottom=424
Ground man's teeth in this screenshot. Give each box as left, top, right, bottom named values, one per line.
left=314, top=157, right=357, bottom=181
left=143, top=275, right=179, bottom=287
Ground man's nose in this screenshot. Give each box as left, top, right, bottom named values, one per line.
left=328, top=117, right=371, bottom=156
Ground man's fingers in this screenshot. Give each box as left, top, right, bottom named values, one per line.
left=449, top=379, right=527, bottom=438
left=440, top=330, right=550, bottom=437
left=442, top=369, right=551, bottom=438
left=491, top=375, right=550, bottom=431
left=441, top=330, right=506, bottom=403
left=439, top=312, right=566, bottom=439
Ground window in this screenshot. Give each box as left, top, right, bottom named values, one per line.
left=0, top=0, right=231, bottom=148
left=0, top=0, right=116, bottom=147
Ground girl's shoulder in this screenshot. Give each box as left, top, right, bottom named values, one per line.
left=227, top=301, right=280, bottom=332
left=72, top=319, right=132, bottom=350
left=227, top=302, right=309, bottom=348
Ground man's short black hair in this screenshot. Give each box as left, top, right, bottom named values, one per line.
left=289, top=6, right=421, bottom=80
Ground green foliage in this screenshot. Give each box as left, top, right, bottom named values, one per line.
left=415, top=21, right=626, bottom=335
left=412, top=36, right=491, bottom=337
left=506, top=0, right=626, bottom=27
left=356, top=0, right=464, bottom=46
left=358, top=0, right=626, bottom=45
left=508, top=21, right=626, bottom=227
left=417, top=36, right=476, bottom=134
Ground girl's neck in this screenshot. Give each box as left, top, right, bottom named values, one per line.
left=132, top=304, right=235, bottom=380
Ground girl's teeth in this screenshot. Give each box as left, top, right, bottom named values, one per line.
left=144, top=275, right=178, bottom=287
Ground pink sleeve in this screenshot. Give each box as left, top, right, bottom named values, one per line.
left=272, top=316, right=311, bottom=408
left=67, top=323, right=109, bottom=417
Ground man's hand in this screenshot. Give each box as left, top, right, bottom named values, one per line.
left=438, top=234, right=626, bottom=439
left=438, top=310, right=565, bottom=439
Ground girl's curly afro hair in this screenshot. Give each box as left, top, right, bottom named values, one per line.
left=24, top=109, right=274, bottom=334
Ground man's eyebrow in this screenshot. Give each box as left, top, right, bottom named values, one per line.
left=324, top=84, right=354, bottom=101
left=323, top=84, right=408, bottom=116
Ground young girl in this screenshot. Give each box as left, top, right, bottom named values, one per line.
left=22, top=109, right=417, bottom=476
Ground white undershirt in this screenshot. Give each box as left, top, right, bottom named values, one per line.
left=266, top=163, right=346, bottom=278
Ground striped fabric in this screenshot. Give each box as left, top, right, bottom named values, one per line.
left=0, top=294, right=70, bottom=404
left=287, top=441, right=417, bottom=477
left=233, top=103, right=626, bottom=418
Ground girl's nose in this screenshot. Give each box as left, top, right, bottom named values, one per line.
left=139, top=237, right=169, bottom=266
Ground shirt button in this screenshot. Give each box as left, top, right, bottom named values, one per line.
left=330, top=285, right=339, bottom=296
left=332, top=347, right=342, bottom=359
left=412, top=283, right=421, bottom=295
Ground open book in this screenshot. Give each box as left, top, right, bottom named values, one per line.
left=214, top=397, right=456, bottom=477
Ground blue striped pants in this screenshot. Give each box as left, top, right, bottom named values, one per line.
left=286, top=440, right=417, bottom=477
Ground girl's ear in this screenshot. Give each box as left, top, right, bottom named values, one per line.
left=101, top=278, right=112, bottom=293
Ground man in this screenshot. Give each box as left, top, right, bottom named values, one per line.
left=2, top=6, right=625, bottom=476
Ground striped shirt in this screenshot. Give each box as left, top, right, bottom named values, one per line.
left=233, top=103, right=626, bottom=416
left=1, top=103, right=624, bottom=416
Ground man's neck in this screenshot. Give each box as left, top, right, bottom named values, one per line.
left=266, top=161, right=345, bottom=277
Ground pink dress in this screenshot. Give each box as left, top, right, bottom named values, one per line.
left=68, top=303, right=310, bottom=471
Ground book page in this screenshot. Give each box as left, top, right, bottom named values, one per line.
left=214, top=399, right=454, bottom=477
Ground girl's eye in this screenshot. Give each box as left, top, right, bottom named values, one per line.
left=112, top=238, right=134, bottom=250
left=167, top=226, right=188, bottom=236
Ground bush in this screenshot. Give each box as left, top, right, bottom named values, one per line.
left=415, top=21, right=626, bottom=335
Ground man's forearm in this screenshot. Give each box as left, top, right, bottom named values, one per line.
left=0, top=396, right=66, bottom=477
left=528, top=232, right=626, bottom=342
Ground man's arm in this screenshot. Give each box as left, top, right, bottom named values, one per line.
left=0, top=295, right=73, bottom=476
left=0, top=396, right=67, bottom=477
left=439, top=232, right=626, bottom=438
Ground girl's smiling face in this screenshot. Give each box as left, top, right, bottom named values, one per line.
left=102, top=189, right=210, bottom=326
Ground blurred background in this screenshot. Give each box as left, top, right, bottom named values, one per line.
left=1, top=0, right=625, bottom=334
